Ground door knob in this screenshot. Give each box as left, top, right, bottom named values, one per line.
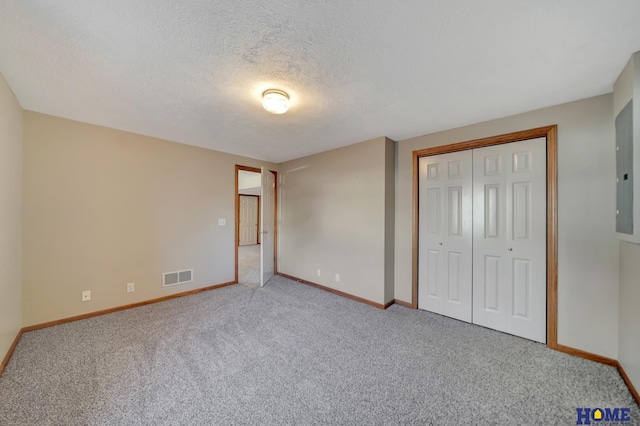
left=508, top=247, right=513, bottom=251
left=263, top=230, right=268, bottom=235
left=438, top=242, right=443, bottom=245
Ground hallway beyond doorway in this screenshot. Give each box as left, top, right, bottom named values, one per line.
left=238, top=244, right=260, bottom=288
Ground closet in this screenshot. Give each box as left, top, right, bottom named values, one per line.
left=418, top=137, right=547, bottom=343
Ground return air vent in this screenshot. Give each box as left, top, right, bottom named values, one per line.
left=162, top=269, right=193, bottom=287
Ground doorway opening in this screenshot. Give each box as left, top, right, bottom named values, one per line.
left=235, top=165, right=278, bottom=288
left=237, top=167, right=261, bottom=287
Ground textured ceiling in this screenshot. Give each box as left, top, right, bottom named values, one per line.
left=1, top=1, right=640, bottom=162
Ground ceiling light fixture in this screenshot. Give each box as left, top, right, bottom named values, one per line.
left=262, top=89, right=290, bottom=114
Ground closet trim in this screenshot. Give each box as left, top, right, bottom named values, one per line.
left=411, top=125, right=558, bottom=348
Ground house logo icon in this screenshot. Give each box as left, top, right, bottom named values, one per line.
left=576, top=407, right=632, bottom=424
left=592, top=409, right=603, bottom=421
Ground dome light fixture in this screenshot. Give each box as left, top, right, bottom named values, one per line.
left=262, top=89, right=290, bottom=114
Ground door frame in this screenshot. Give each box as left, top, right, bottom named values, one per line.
left=411, top=125, right=558, bottom=349
left=235, top=165, right=279, bottom=283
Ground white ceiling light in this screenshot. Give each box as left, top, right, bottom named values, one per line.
left=262, top=89, right=290, bottom=114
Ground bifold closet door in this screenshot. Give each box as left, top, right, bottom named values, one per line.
left=418, top=150, right=473, bottom=322
left=472, top=138, right=547, bottom=343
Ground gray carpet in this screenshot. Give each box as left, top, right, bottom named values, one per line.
left=238, top=244, right=260, bottom=288
left=0, top=276, right=637, bottom=425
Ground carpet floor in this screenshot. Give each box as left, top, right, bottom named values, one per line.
left=0, top=276, right=637, bottom=425
left=238, top=244, right=260, bottom=288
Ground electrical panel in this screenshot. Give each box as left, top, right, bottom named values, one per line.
left=616, top=100, right=633, bottom=234
left=614, top=51, right=640, bottom=244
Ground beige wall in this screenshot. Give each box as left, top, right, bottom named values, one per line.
left=278, top=137, right=394, bottom=305
left=22, top=112, right=276, bottom=326
left=619, top=238, right=640, bottom=392
left=238, top=170, right=261, bottom=190
left=395, top=94, right=620, bottom=358
left=0, top=73, right=23, bottom=361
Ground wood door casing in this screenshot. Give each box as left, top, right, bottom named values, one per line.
left=235, top=165, right=279, bottom=285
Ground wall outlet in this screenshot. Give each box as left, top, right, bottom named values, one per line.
left=335, top=274, right=340, bottom=282
left=81, top=290, right=91, bottom=301
left=317, top=269, right=321, bottom=277
left=218, top=218, right=226, bottom=226
left=127, top=282, right=135, bottom=293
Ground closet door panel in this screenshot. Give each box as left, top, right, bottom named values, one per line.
left=473, top=146, right=509, bottom=332
left=473, top=138, right=546, bottom=343
left=419, top=159, right=444, bottom=313
left=504, top=138, right=547, bottom=343
left=419, top=151, right=473, bottom=322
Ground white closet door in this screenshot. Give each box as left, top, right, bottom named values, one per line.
left=472, top=138, right=547, bottom=343
left=239, top=196, right=258, bottom=246
left=418, top=150, right=473, bottom=322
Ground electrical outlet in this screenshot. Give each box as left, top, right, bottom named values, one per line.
left=317, top=269, right=321, bottom=277
left=127, top=282, right=135, bottom=293
left=335, top=274, right=340, bottom=282
left=81, top=290, right=91, bottom=301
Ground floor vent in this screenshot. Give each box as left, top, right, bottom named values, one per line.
left=163, top=269, right=193, bottom=287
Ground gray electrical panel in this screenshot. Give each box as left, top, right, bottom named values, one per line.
left=616, top=100, right=634, bottom=234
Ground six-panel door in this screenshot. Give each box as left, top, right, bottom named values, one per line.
left=260, top=168, right=275, bottom=287
left=239, top=195, right=259, bottom=246
left=472, top=138, right=546, bottom=343
left=418, top=138, right=547, bottom=343
left=418, top=151, right=473, bottom=323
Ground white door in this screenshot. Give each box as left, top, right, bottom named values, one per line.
left=260, top=168, right=275, bottom=287
left=418, top=150, right=473, bottom=322
left=472, top=138, right=547, bottom=343
left=239, top=195, right=258, bottom=246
